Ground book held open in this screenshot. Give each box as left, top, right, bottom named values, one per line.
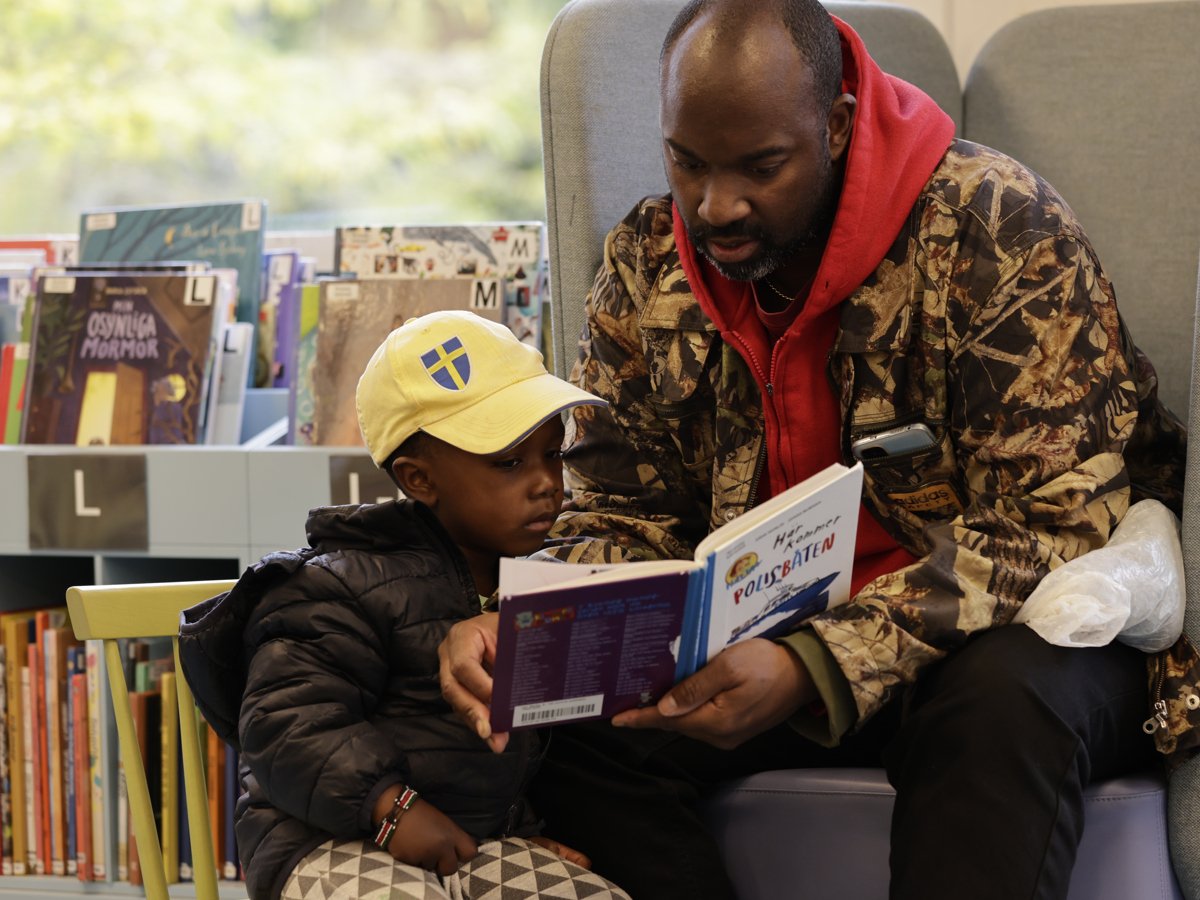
left=489, top=461, right=864, bottom=731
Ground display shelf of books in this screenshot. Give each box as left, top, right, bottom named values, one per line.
left=0, top=218, right=550, bottom=896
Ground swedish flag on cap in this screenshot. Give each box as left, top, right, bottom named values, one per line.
left=355, top=310, right=606, bottom=464
left=421, top=337, right=471, bottom=390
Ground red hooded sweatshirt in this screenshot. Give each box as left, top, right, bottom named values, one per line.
left=673, top=17, right=956, bottom=595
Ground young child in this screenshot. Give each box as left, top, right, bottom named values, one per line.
left=179, top=311, right=628, bottom=900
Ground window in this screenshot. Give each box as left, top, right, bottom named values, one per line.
left=0, top=0, right=567, bottom=232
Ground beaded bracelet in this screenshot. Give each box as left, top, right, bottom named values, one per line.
left=372, top=785, right=420, bottom=851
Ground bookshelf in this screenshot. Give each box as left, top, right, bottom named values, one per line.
left=0, top=876, right=249, bottom=898
left=0, top=441, right=393, bottom=899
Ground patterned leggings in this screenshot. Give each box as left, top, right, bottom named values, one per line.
left=281, top=836, right=632, bottom=900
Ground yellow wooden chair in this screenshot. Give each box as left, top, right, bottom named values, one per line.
left=66, top=579, right=237, bottom=900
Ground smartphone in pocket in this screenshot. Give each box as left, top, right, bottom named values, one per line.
left=850, top=423, right=938, bottom=461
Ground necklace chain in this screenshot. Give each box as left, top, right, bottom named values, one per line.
left=758, top=276, right=794, bottom=304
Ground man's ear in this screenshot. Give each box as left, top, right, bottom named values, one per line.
left=827, top=92, right=856, bottom=163
left=391, top=456, right=437, bottom=506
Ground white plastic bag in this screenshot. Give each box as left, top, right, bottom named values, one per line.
left=1013, top=499, right=1186, bottom=652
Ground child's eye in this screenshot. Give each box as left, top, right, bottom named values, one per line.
left=494, top=457, right=522, bottom=470
left=547, top=448, right=564, bottom=461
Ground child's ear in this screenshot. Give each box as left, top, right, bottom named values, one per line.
left=391, top=456, right=437, bottom=506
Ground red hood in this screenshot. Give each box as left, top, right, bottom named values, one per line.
left=813, top=16, right=955, bottom=312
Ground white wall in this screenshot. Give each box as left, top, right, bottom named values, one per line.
left=874, top=0, right=1171, bottom=79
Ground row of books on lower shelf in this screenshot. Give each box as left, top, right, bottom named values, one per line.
left=0, top=608, right=242, bottom=885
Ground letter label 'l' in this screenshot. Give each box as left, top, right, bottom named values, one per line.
left=74, top=469, right=101, bottom=517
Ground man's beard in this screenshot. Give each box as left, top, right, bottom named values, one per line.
left=688, top=170, right=839, bottom=283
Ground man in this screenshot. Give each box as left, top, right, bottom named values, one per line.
left=440, top=1, right=1200, bottom=897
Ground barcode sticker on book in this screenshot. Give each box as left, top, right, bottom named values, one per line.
left=326, top=282, right=360, bottom=302
left=42, top=276, right=76, bottom=294
left=513, top=694, right=604, bottom=727
left=241, top=201, right=263, bottom=231
left=84, top=213, right=117, bottom=231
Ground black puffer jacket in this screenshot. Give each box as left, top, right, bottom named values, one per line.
left=179, top=500, right=543, bottom=900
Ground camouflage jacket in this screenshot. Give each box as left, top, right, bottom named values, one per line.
left=551, top=140, right=1200, bottom=767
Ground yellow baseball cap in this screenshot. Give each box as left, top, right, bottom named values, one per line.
left=356, top=310, right=606, bottom=464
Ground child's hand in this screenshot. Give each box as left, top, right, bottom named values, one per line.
left=529, top=835, right=592, bottom=869
left=385, top=798, right=478, bottom=876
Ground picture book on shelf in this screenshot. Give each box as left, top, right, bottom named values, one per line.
left=300, top=277, right=506, bottom=448
left=78, top=200, right=265, bottom=327
left=23, top=271, right=225, bottom=445
left=489, top=461, right=864, bottom=732
left=333, top=222, right=545, bottom=347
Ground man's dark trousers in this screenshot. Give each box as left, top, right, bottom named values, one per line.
left=528, top=625, right=1157, bottom=900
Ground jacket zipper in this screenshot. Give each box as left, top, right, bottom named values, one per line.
left=1142, top=662, right=1168, bottom=735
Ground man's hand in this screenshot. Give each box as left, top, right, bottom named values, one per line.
left=530, top=835, right=593, bottom=869
left=387, top=798, right=478, bottom=876
left=612, top=639, right=816, bottom=749
left=438, top=612, right=509, bottom=753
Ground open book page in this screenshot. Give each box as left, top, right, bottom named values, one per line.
left=694, top=461, right=863, bottom=665
left=499, top=557, right=697, bottom=597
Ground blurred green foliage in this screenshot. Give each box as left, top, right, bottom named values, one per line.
left=0, top=0, right=567, bottom=231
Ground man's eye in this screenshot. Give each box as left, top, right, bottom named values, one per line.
left=672, top=157, right=703, bottom=171
left=750, top=164, right=782, bottom=177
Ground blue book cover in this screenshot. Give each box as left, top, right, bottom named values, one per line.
left=78, top=200, right=266, bottom=332
left=490, top=462, right=863, bottom=732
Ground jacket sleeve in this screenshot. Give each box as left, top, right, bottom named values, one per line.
left=238, top=565, right=405, bottom=836
left=812, top=231, right=1141, bottom=727
left=551, top=200, right=718, bottom=562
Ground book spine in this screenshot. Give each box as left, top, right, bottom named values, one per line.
left=695, top=556, right=718, bottom=670
left=71, top=655, right=92, bottom=881
left=207, top=726, right=224, bottom=879
left=116, top=746, right=128, bottom=880
left=0, top=344, right=13, bottom=444
left=3, top=618, right=27, bottom=875
left=84, top=640, right=108, bottom=880
left=177, top=708, right=193, bottom=883
left=20, top=661, right=35, bottom=875
left=27, top=635, right=45, bottom=875
left=160, top=671, right=179, bottom=884
left=4, top=342, right=28, bottom=445
left=64, top=645, right=77, bottom=877
left=0, top=643, right=9, bottom=876
left=45, top=628, right=65, bottom=876
left=126, top=692, right=144, bottom=887
left=223, top=742, right=238, bottom=879
left=675, top=567, right=708, bottom=681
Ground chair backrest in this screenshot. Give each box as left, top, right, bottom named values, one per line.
left=66, top=578, right=237, bottom=900
left=963, top=1, right=1200, bottom=421
left=540, top=0, right=961, bottom=377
